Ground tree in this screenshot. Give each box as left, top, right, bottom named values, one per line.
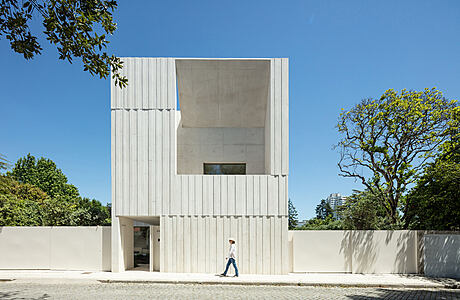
left=405, top=112, right=460, bottom=230
left=72, top=197, right=111, bottom=226
left=336, top=88, right=458, bottom=224
left=338, top=190, right=395, bottom=230
left=0, top=0, right=126, bottom=87
left=8, top=153, right=79, bottom=199
left=0, top=175, right=47, bottom=225
left=288, top=199, right=298, bottom=229
left=2, top=154, right=111, bottom=226
left=405, top=160, right=460, bottom=230
left=315, top=199, right=333, bottom=220
left=299, top=215, right=343, bottom=230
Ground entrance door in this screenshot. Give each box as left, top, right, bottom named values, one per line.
left=133, top=226, right=149, bottom=271
left=150, top=225, right=160, bottom=271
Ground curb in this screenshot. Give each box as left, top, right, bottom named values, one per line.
left=97, top=280, right=458, bottom=289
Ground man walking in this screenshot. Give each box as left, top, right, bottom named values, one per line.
left=220, top=237, right=239, bottom=277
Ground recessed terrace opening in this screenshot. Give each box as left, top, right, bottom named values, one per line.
left=176, top=59, right=270, bottom=175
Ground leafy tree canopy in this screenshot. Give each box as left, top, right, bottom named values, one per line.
left=405, top=110, right=460, bottom=230
left=7, top=153, right=79, bottom=199
left=0, top=0, right=126, bottom=87
left=1, top=154, right=111, bottom=226
left=297, top=215, right=343, bottom=230
left=337, top=88, right=458, bottom=224
left=0, top=175, right=47, bottom=225
left=338, top=189, right=397, bottom=230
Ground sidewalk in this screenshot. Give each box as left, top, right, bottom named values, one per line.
left=0, top=270, right=458, bottom=289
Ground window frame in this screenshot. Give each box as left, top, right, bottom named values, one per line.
left=203, top=163, right=247, bottom=175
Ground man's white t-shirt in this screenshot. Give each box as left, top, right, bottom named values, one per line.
left=228, top=244, right=236, bottom=259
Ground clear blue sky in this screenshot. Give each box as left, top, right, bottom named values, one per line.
left=1, top=0, right=459, bottom=220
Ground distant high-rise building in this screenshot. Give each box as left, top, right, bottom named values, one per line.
left=326, top=193, right=347, bottom=218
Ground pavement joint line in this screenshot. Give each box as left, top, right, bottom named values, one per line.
left=96, top=279, right=458, bottom=289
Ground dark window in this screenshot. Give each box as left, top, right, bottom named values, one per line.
left=203, top=163, right=246, bottom=175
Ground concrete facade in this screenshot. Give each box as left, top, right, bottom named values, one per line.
left=111, top=58, right=289, bottom=274
left=177, top=127, right=265, bottom=174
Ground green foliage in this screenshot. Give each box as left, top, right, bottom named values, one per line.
left=0, top=154, right=111, bottom=226
left=338, top=190, right=398, bottom=230
left=0, top=176, right=46, bottom=225
left=0, top=193, right=42, bottom=225
left=298, top=215, right=343, bottom=230
left=295, top=199, right=343, bottom=230
left=405, top=161, right=460, bottom=230
left=405, top=115, right=460, bottom=230
left=8, top=153, right=79, bottom=199
left=0, top=0, right=127, bottom=87
left=337, top=88, right=458, bottom=223
left=72, top=197, right=111, bottom=226
left=288, top=199, right=298, bottom=229
left=315, top=199, right=333, bottom=220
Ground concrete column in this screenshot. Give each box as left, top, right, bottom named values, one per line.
left=111, top=216, right=134, bottom=272
left=111, top=216, right=124, bottom=272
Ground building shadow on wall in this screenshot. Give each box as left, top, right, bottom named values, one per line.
left=341, top=230, right=417, bottom=273
left=423, top=234, right=460, bottom=279
left=0, top=290, right=49, bottom=300
left=394, top=231, right=412, bottom=273
left=347, top=231, right=379, bottom=273
left=340, top=231, right=353, bottom=272
left=345, top=288, right=460, bottom=299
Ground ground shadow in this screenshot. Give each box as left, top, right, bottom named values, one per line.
left=397, top=274, right=460, bottom=288
left=0, top=290, right=49, bottom=300
left=345, top=288, right=460, bottom=299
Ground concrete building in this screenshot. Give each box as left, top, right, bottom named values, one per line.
left=326, top=193, right=346, bottom=218
left=111, top=58, right=289, bottom=274
left=297, top=220, right=307, bottom=228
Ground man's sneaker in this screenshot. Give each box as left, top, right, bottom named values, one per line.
left=233, top=275, right=239, bottom=277
left=220, top=273, right=226, bottom=277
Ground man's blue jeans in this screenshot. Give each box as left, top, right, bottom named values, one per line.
left=223, top=258, right=239, bottom=276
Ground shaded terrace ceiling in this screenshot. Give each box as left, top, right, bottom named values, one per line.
left=176, top=59, right=270, bottom=128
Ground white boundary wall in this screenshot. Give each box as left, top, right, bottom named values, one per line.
left=291, top=230, right=418, bottom=274
left=0, top=227, right=111, bottom=271
left=424, top=234, right=460, bottom=279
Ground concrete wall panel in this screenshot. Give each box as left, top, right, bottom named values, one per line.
left=424, top=234, right=460, bottom=279
left=171, top=175, right=287, bottom=216
left=50, top=227, right=109, bottom=271
left=113, top=110, right=176, bottom=216
left=160, top=215, right=288, bottom=274
left=0, top=227, right=110, bottom=271
left=291, top=230, right=417, bottom=274
left=351, top=230, right=417, bottom=274
left=111, top=58, right=176, bottom=110
left=292, top=231, right=352, bottom=273
left=266, top=58, right=289, bottom=176
left=177, top=127, right=265, bottom=175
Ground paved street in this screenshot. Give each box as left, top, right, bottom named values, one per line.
left=0, top=282, right=459, bottom=300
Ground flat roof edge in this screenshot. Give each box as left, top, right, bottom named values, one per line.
left=117, top=57, right=288, bottom=60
